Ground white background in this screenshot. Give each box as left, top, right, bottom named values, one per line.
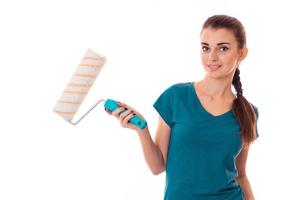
left=0, top=0, right=299, bottom=199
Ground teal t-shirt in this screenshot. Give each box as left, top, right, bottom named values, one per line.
left=153, top=82, right=259, bottom=200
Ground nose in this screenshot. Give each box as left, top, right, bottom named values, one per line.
left=208, top=49, right=218, bottom=61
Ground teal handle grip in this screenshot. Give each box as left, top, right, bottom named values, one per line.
left=104, top=98, right=147, bottom=129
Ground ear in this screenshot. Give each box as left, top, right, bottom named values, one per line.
left=239, top=47, right=248, bottom=61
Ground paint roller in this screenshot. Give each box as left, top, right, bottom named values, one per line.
left=53, top=48, right=147, bottom=129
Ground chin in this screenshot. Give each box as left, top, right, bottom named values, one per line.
left=207, top=71, right=234, bottom=80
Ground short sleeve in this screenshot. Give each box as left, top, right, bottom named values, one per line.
left=153, top=85, right=174, bottom=128
left=253, top=105, right=259, bottom=139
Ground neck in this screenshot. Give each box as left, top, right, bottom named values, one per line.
left=197, top=76, right=236, bottom=100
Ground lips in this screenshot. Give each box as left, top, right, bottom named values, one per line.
left=208, top=64, right=222, bottom=70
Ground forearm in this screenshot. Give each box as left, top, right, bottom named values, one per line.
left=236, top=176, right=255, bottom=200
left=136, top=127, right=165, bottom=175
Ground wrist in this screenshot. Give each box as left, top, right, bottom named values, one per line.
left=136, top=126, right=149, bottom=135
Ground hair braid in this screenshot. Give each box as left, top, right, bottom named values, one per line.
left=232, top=68, right=243, bottom=97
left=232, top=68, right=258, bottom=148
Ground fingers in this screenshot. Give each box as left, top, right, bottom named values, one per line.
left=118, top=102, right=143, bottom=116
left=104, top=101, right=142, bottom=130
left=104, top=107, right=125, bottom=117
left=111, top=107, right=126, bottom=117
left=120, top=111, right=136, bottom=127
left=104, top=108, right=112, bottom=115
left=105, top=106, right=136, bottom=127
left=103, top=101, right=124, bottom=115
left=119, top=110, right=135, bottom=121
left=104, top=104, right=134, bottom=119
left=117, top=102, right=132, bottom=110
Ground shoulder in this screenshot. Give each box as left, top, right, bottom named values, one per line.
left=156, top=82, right=192, bottom=101
left=167, top=81, right=193, bottom=92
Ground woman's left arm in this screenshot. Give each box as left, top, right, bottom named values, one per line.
left=235, top=144, right=256, bottom=200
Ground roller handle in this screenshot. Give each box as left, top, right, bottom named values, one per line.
left=104, top=98, right=147, bottom=129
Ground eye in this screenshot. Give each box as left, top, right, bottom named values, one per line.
left=219, top=46, right=229, bottom=52
left=201, top=46, right=209, bottom=52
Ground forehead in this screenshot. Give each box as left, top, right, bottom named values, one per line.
left=200, top=27, right=236, bottom=45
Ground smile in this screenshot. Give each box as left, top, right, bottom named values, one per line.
left=208, top=65, right=222, bottom=70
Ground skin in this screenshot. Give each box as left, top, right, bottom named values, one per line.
left=105, top=27, right=256, bottom=200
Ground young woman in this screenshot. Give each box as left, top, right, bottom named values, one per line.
left=105, top=15, right=259, bottom=200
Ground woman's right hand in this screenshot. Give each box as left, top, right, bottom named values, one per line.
left=104, top=101, right=147, bottom=132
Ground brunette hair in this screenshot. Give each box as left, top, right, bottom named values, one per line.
left=202, top=15, right=259, bottom=148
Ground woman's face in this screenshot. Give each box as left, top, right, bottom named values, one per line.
left=200, top=27, right=247, bottom=79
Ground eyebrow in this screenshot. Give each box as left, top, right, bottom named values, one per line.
left=201, top=42, right=231, bottom=46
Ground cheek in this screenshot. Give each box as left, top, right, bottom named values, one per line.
left=221, top=53, right=239, bottom=65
